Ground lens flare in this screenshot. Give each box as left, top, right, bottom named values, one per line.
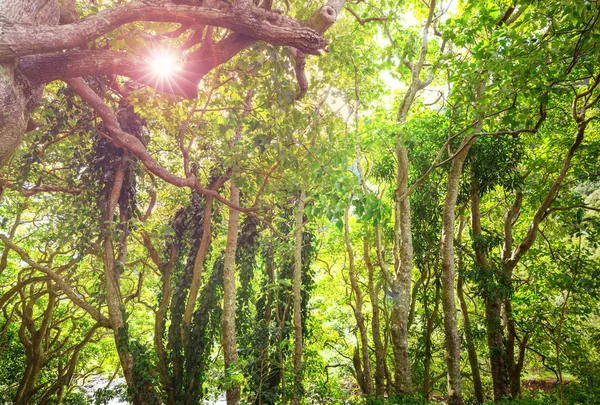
left=143, top=49, right=189, bottom=97
left=149, top=51, right=181, bottom=78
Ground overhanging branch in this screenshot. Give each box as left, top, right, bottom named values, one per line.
left=0, top=2, right=328, bottom=61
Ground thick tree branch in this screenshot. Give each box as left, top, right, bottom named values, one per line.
left=19, top=33, right=255, bottom=100
left=0, top=2, right=328, bottom=61
left=19, top=50, right=147, bottom=86
left=507, top=122, right=587, bottom=270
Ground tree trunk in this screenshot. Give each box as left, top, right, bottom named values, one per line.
left=184, top=196, right=214, bottom=328
left=440, top=136, right=476, bottom=405
left=291, top=189, right=305, bottom=405
left=487, top=296, right=510, bottom=400
left=500, top=121, right=587, bottom=399
left=102, top=163, right=139, bottom=400
left=15, top=283, right=55, bottom=405
left=422, top=278, right=440, bottom=399
left=457, top=276, right=484, bottom=403
left=470, top=167, right=510, bottom=401
left=390, top=145, right=414, bottom=394
left=258, top=237, right=275, bottom=404
left=352, top=344, right=366, bottom=393
left=223, top=183, right=242, bottom=405
left=375, top=226, right=394, bottom=397
left=505, top=297, right=526, bottom=399
left=456, top=214, right=484, bottom=404
left=0, top=0, right=59, bottom=165
left=343, top=206, right=372, bottom=395
left=364, top=237, right=386, bottom=397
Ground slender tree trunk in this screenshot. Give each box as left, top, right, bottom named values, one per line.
left=501, top=119, right=587, bottom=399
left=157, top=267, right=175, bottom=403
left=389, top=58, right=426, bottom=395
left=504, top=297, right=520, bottom=399
left=422, top=278, right=440, bottom=399
left=387, top=0, right=436, bottom=390
left=422, top=315, right=432, bottom=398
left=457, top=276, right=484, bottom=403
left=343, top=206, right=372, bottom=394
left=184, top=196, right=214, bottom=327
left=456, top=213, right=484, bottom=403
left=364, top=237, right=386, bottom=397
left=15, top=284, right=55, bottom=405
left=16, top=355, right=43, bottom=405
left=258, top=238, right=275, bottom=403
left=470, top=176, right=510, bottom=401
left=440, top=137, right=476, bottom=405
left=223, top=184, right=242, bottom=405
left=556, top=271, right=576, bottom=405
left=390, top=145, right=414, bottom=394
left=353, top=343, right=366, bottom=393
left=154, top=250, right=176, bottom=404
left=291, top=189, right=306, bottom=405
left=375, top=226, right=393, bottom=397
left=487, top=296, right=510, bottom=400
left=102, top=163, right=140, bottom=400
left=276, top=296, right=291, bottom=405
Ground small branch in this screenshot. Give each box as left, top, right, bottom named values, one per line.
left=543, top=204, right=600, bottom=218
left=0, top=235, right=110, bottom=328
left=345, top=6, right=387, bottom=25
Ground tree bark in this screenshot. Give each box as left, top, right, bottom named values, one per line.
left=470, top=170, right=510, bottom=401
left=422, top=277, right=440, bottom=399
left=184, top=196, right=214, bottom=327
left=364, top=237, right=386, bottom=397
left=101, top=161, right=154, bottom=404
left=223, top=183, right=242, bottom=405
left=375, top=226, right=394, bottom=397
left=0, top=0, right=59, bottom=165
left=390, top=145, right=414, bottom=394
left=343, top=206, right=372, bottom=395
left=14, top=283, right=55, bottom=405
left=440, top=135, right=477, bottom=405
left=258, top=238, right=276, bottom=403
left=456, top=213, right=484, bottom=404
left=0, top=3, right=328, bottom=61
left=389, top=0, right=436, bottom=381
left=506, top=298, right=523, bottom=399
left=353, top=344, right=366, bottom=393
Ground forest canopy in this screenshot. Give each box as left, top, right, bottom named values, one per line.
left=1, top=0, right=600, bottom=404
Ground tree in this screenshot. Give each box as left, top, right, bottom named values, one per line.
left=2, top=1, right=600, bottom=404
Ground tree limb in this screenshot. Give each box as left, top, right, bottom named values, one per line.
left=0, top=2, right=328, bottom=61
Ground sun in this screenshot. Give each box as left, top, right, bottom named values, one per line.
left=143, top=48, right=190, bottom=96
left=149, top=50, right=181, bottom=78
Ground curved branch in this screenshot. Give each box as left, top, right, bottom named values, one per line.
left=0, top=235, right=110, bottom=328
left=0, top=2, right=327, bottom=60
left=65, top=77, right=256, bottom=213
